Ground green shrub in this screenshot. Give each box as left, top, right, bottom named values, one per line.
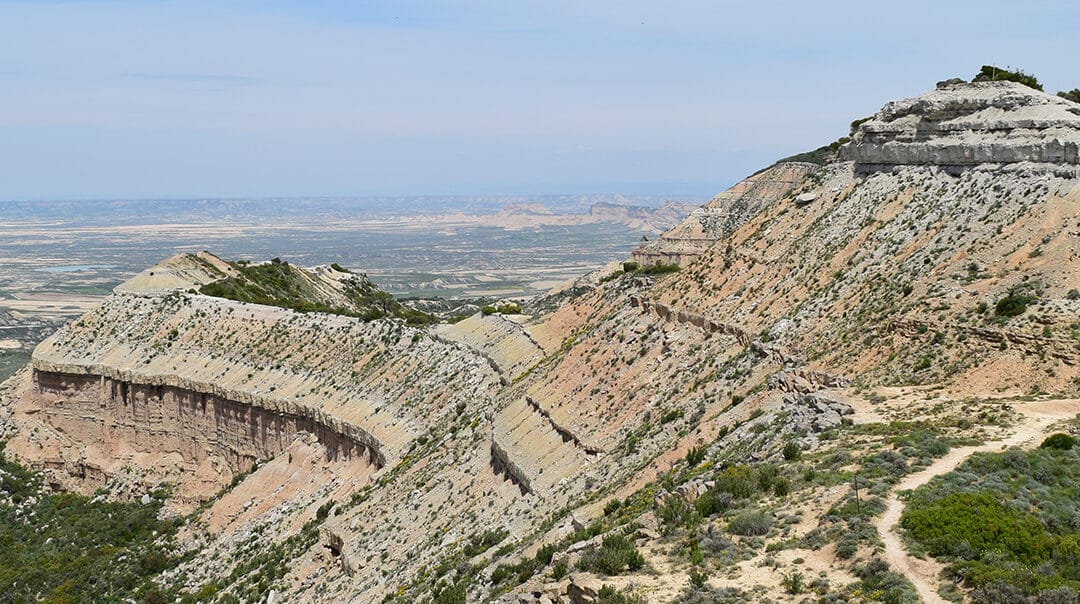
left=772, top=477, right=790, bottom=497
left=771, top=144, right=835, bottom=166
left=1060, top=90, right=1080, bottom=104
left=432, top=578, right=468, bottom=604
left=578, top=534, right=646, bottom=575
left=694, top=489, right=732, bottom=518
left=0, top=447, right=184, bottom=603
left=316, top=499, right=335, bottom=521
left=714, top=465, right=755, bottom=499
left=659, top=496, right=700, bottom=534
left=481, top=303, right=522, bottom=316
left=596, top=585, right=647, bottom=604
left=603, top=499, right=623, bottom=516
left=995, top=293, right=1035, bottom=318
left=970, top=580, right=1028, bottom=604
left=782, top=442, right=802, bottom=461
left=685, top=446, right=707, bottom=467
left=836, top=537, right=858, bottom=560
left=535, top=543, right=558, bottom=565
left=850, top=559, right=918, bottom=603
left=198, top=257, right=434, bottom=324
left=551, top=559, right=569, bottom=580
left=728, top=510, right=772, bottom=536
left=1040, top=434, right=1076, bottom=451
left=756, top=465, right=780, bottom=491
left=660, top=408, right=684, bottom=424
left=850, top=117, right=872, bottom=135
left=1033, top=587, right=1078, bottom=603
left=828, top=494, right=886, bottom=520
left=889, top=442, right=1080, bottom=591
left=463, top=529, right=508, bottom=557
left=901, top=492, right=1052, bottom=563
left=637, top=262, right=680, bottom=276
left=781, top=571, right=804, bottom=594
left=599, top=270, right=625, bottom=284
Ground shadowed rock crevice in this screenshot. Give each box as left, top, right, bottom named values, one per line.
left=524, top=396, right=600, bottom=455
left=489, top=438, right=532, bottom=495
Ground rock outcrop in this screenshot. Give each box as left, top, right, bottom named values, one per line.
left=844, top=80, right=1080, bottom=175
left=636, top=81, right=1080, bottom=270
left=631, top=162, right=818, bottom=266
left=435, top=313, right=544, bottom=381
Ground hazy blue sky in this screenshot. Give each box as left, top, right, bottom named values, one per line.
left=1, top=1, right=1077, bottom=200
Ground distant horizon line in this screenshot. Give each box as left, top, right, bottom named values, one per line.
left=0, top=188, right=725, bottom=204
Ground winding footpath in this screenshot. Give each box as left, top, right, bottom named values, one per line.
left=876, top=400, right=1079, bottom=604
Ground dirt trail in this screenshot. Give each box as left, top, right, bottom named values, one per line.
left=877, top=400, right=1078, bottom=604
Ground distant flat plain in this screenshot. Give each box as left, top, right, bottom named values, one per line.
left=0, top=195, right=699, bottom=317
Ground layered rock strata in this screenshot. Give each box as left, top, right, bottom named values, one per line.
left=631, top=162, right=815, bottom=266
left=30, top=369, right=380, bottom=478
left=844, top=80, right=1080, bottom=174
left=7, top=278, right=501, bottom=503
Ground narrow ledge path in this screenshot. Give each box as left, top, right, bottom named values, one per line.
left=876, top=399, right=1079, bottom=604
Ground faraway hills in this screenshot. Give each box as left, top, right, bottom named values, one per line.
left=3, top=77, right=1080, bottom=604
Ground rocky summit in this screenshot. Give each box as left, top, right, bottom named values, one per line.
left=3, top=78, right=1080, bottom=604
left=845, top=80, right=1080, bottom=175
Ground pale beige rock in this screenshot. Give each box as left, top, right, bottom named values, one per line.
left=845, top=81, right=1080, bottom=175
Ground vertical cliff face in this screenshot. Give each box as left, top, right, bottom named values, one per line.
left=20, top=370, right=380, bottom=501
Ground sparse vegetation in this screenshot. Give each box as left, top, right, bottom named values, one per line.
left=199, top=257, right=434, bottom=324
left=1059, top=89, right=1080, bottom=103
left=577, top=534, right=646, bottom=575
left=728, top=509, right=772, bottom=536
left=0, top=445, right=184, bottom=603
left=972, top=65, right=1043, bottom=91
left=481, top=302, right=523, bottom=315
left=463, top=528, right=508, bottom=557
